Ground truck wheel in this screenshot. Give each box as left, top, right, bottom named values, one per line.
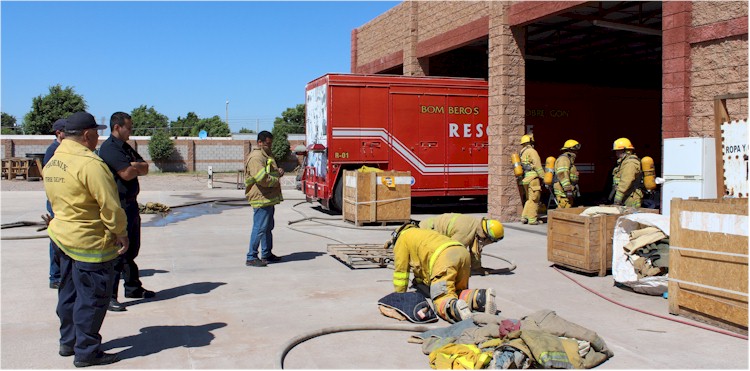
left=331, top=178, right=343, bottom=213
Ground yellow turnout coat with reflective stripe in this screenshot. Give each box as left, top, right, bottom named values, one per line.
left=43, top=139, right=127, bottom=263
left=612, top=153, right=642, bottom=206
left=419, top=213, right=487, bottom=269
left=244, top=148, right=283, bottom=208
left=392, top=227, right=466, bottom=291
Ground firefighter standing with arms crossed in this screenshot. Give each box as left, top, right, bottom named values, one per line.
left=518, top=134, right=544, bottom=225
left=553, top=140, right=581, bottom=208
left=419, top=214, right=504, bottom=276
left=386, top=224, right=497, bottom=324
left=611, top=137, right=643, bottom=207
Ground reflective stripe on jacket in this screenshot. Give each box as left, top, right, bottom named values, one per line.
left=244, top=148, right=283, bottom=208
left=612, top=154, right=641, bottom=204
left=554, top=153, right=576, bottom=192
left=419, top=213, right=484, bottom=251
left=392, top=228, right=464, bottom=292
left=43, top=139, right=127, bottom=263
left=520, top=146, right=544, bottom=185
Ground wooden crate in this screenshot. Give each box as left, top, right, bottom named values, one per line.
left=1, top=158, right=34, bottom=180
left=547, top=206, right=659, bottom=276
left=342, top=170, right=411, bottom=226
left=668, top=198, right=748, bottom=335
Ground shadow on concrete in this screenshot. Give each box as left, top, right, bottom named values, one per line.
left=124, top=282, right=227, bottom=307
left=103, top=322, right=226, bottom=360
left=138, top=269, right=169, bottom=277
left=275, top=251, right=325, bottom=263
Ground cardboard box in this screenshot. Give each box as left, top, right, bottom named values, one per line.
left=547, top=206, right=659, bottom=276
left=668, top=198, right=748, bottom=335
left=342, top=170, right=411, bottom=226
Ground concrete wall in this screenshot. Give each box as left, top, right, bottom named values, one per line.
left=1, top=134, right=307, bottom=173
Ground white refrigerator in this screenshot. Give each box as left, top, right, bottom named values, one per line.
left=661, top=137, right=717, bottom=217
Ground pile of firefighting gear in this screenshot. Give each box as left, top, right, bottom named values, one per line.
left=612, top=213, right=670, bottom=295
left=138, top=202, right=171, bottom=215
left=409, top=309, right=614, bottom=369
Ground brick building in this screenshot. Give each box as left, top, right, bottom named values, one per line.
left=352, top=1, right=748, bottom=221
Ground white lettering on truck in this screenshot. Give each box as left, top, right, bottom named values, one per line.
left=449, top=123, right=485, bottom=138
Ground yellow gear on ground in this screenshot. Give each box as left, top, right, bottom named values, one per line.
left=139, top=202, right=172, bottom=215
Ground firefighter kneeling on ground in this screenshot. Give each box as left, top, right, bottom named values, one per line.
left=386, top=223, right=497, bottom=324
left=553, top=139, right=581, bottom=208
left=419, top=213, right=504, bottom=276
left=611, top=137, right=643, bottom=208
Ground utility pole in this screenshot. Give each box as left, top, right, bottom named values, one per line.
left=225, top=100, right=229, bottom=130
left=256, top=118, right=259, bottom=134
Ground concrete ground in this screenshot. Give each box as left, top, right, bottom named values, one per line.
left=1, top=186, right=747, bottom=369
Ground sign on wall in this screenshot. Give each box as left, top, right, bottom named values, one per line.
left=721, top=119, right=748, bottom=198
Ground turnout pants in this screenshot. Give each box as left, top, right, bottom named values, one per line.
left=522, top=179, right=542, bottom=223
left=57, top=252, right=115, bottom=362
left=429, top=246, right=484, bottom=322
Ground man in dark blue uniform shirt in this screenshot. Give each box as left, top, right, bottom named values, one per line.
left=98, top=112, right=154, bottom=312
left=43, top=118, right=67, bottom=289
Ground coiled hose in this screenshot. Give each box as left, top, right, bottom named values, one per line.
left=275, top=323, right=435, bottom=369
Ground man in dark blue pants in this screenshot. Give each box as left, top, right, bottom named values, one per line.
left=98, top=112, right=154, bottom=311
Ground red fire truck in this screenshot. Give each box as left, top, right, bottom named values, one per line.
left=302, top=74, right=489, bottom=211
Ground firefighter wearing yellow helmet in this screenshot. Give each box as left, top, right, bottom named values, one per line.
left=419, top=214, right=504, bottom=275
left=518, top=134, right=544, bottom=224
left=388, top=224, right=497, bottom=323
left=611, top=137, right=643, bottom=207
left=553, top=139, right=581, bottom=208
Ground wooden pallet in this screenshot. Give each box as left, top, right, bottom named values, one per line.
left=327, top=243, right=393, bottom=269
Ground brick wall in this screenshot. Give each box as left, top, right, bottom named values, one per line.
left=353, top=3, right=409, bottom=73
left=689, top=2, right=749, bottom=136
left=1, top=136, right=305, bottom=173
left=487, top=1, right=525, bottom=222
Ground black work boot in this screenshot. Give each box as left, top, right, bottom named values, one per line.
left=73, top=352, right=119, bottom=367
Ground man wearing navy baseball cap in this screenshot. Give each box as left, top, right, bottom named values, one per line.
left=44, top=111, right=127, bottom=367
left=43, top=118, right=69, bottom=290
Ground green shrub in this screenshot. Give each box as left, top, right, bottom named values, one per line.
left=148, top=130, right=175, bottom=162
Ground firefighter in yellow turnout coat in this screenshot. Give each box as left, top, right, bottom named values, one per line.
left=419, top=213, right=504, bottom=275
left=611, top=137, right=643, bottom=207
left=390, top=225, right=496, bottom=323
left=519, top=135, right=545, bottom=224
left=553, top=140, right=581, bottom=208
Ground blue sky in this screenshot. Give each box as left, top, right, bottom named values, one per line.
left=1, top=1, right=398, bottom=134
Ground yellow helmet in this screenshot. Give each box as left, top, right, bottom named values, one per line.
left=520, top=134, right=534, bottom=145
left=482, top=219, right=504, bottom=242
left=613, top=137, right=634, bottom=150
left=561, top=139, right=581, bottom=151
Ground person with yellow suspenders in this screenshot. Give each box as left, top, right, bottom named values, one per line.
left=419, top=213, right=504, bottom=275
left=553, top=140, right=581, bottom=208
left=611, top=137, right=643, bottom=207
left=386, top=224, right=497, bottom=323
left=518, top=134, right=544, bottom=224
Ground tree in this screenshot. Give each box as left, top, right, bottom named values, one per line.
left=1, top=112, right=17, bottom=134
left=170, top=112, right=200, bottom=137
left=131, top=105, right=169, bottom=136
left=271, top=124, right=290, bottom=163
left=148, top=129, right=175, bottom=164
left=273, top=104, right=305, bottom=134
left=22, top=85, right=87, bottom=134
left=191, top=115, right=230, bottom=137
left=238, top=127, right=255, bottom=134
